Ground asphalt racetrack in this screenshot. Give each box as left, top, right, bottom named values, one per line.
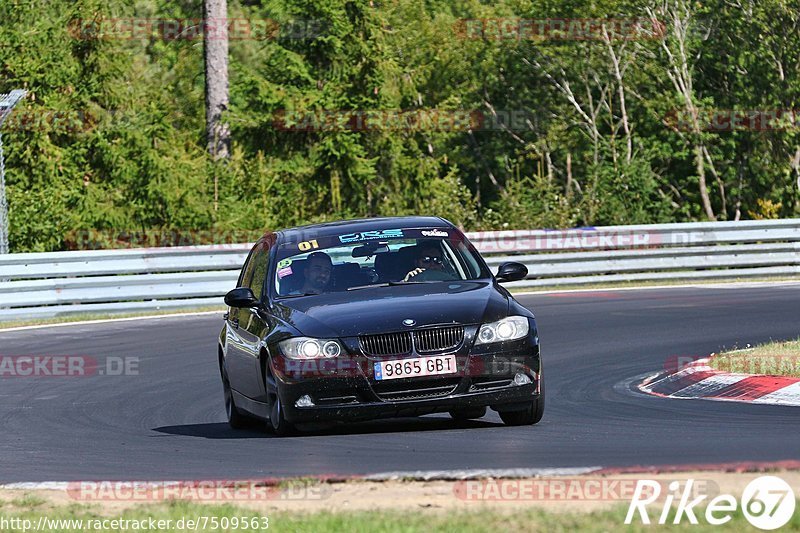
left=1, top=284, right=799, bottom=482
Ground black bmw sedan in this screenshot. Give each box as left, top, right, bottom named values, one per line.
left=218, top=216, right=543, bottom=435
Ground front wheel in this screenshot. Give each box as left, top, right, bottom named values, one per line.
left=499, top=380, right=544, bottom=426
left=222, top=367, right=251, bottom=429
left=267, top=387, right=295, bottom=437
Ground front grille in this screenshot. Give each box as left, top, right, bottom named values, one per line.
left=379, top=386, right=457, bottom=401
left=372, top=377, right=461, bottom=401
left=359, top=332, right=412, bottom=356
left=414, top=325, right=464, bottom=354
left=360, top=325, right=465, bottom=356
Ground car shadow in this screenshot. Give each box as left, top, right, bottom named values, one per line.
left=151, top=423, right=265, bottom=439
left=152, top=416, right=504, bottom=439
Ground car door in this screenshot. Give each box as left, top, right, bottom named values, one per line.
left=236, top=243, right=272, bottom=401
left=225, top=243, right=267, bottom=399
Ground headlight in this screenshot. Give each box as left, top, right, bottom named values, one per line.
left=475, top=316, right=529, bottom=345
left=278, top=337, right=343, bottom=359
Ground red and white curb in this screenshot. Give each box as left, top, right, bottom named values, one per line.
left=639, top=358, right=800, bottom=406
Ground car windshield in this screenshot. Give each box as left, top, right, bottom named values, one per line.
left=273, top=228, right=488, bottom=297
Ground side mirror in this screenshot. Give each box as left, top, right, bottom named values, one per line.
left=224, top=287, right=259, bottom=308
left=496, top=262, right=528, bottom=282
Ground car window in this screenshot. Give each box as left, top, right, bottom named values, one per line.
left=249, top=247, right=269, bottom=301
left=273, top=228, right=490, bottom=297
left=238, top=245, right=259, bottom=288
left=452, top=240, right=482, bottom=278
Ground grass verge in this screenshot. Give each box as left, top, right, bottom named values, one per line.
left=711, top=339, right=800, bottom=378
left=1, top=498, right=798, bottom=532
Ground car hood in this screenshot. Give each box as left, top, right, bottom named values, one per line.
left=271, top=281, right=509, bottom=338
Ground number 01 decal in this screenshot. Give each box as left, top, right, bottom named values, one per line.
left=298, top=239, right=320, bottom=251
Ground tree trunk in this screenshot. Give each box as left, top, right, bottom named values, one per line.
left=648, top=1, right=717, bottom=221
left=566, top=152, right=573, bottom=198
left=204, top=0, right=230, bottom=161
left=695, top=144, right=716, bottom=220
left=792, top=147, right=800, bottom=214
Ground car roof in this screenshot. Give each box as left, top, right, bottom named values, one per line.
left=272, top=216, right=454, bottom=243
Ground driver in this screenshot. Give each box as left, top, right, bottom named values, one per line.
left=298, top=251, right=333, bottom=294
left=404, top=242, right=444, bottom=281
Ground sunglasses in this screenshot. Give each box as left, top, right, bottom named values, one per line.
left=420, top=256, right=443, bottom=265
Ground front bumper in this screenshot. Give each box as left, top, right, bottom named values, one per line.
left=284, top=381, right=539, bottom=423
left=271, top=332, right=541, bottom=424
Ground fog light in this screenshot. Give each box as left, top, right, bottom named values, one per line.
left=295, top=395, right=315, bottom=408
left=514, top=373, right=532, bottom=386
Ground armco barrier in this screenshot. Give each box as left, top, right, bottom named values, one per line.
left=0, top=219, right=798, bottom=321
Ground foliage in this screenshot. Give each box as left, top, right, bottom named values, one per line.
left=1, top=0, right=799, bottom=251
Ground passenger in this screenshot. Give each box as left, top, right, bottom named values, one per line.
left=404, top=242, right=444, bottom=281
left=297, top=251, right=333, bottom=294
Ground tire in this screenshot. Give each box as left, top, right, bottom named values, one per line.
left=499, top=379, right=545, bottom=426
left=268, top=388, right=296, bottom=437
left=222, top=367, right=251, bottom=430
left=449, top=406, right=487, bottom=421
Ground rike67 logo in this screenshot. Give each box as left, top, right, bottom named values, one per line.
left=626, top=476, right=795, bottom=530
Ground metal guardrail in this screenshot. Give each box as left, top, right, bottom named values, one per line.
left=1, top=219, right=799, bottom=321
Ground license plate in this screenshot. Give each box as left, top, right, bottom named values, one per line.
left=374, top=354, right=457, bottom=381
